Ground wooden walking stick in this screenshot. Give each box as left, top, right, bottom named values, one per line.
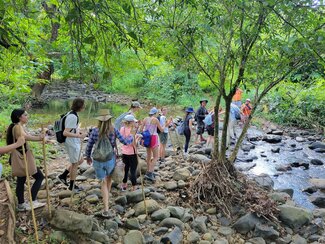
left=19, top=125, right=39, bottom=243
left=41, top=125, right=51, bottom=218
left=70, top=123, right=83, bottom=209
left=168, top=130, right=177, bottom=156
left=173, top=129, right=185, bottom=161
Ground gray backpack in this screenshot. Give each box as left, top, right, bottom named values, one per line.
left=92, top=134, right=114, bottom=162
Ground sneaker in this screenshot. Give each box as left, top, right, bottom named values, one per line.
left=29, top=200, right=46, bottom=210
left=57, top=175, right=69, bottom=186
left=120, top=183, right=127, bottom=191
left=17, top=202, right=30, bottom=212
left=144, top=172, right=155, bottom=182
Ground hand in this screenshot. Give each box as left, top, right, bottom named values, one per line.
left=86, top=157, right=92, bottom=165
left=16, top=136, right=25, bottom=147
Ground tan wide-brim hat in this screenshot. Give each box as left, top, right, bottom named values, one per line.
left=96, top=109, right=113, bottom=121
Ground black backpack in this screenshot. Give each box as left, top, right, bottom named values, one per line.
left=54, top=111, right=79, bottom=143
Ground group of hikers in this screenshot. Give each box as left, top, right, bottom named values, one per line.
left=0, top=92, right=252, bottom=217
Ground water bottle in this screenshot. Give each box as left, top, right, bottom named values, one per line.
left=0, top=163, right=2, bottom=179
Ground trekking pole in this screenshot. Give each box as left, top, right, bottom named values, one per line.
left=70, top=123, right=83, bottom=209
left=133, top=125, right=148, bottom=217
left=41, top=125, right=51, bottom=218
left=19, top=125, right=39, bottom=243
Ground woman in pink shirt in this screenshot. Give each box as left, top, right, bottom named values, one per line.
left=120, top=115, right=140, bottom=191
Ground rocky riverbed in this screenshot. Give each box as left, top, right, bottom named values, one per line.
left=12, top=122, right=325, bottom=244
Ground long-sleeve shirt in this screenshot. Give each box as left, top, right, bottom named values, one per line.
left=85, top=127, right=133, bottom=158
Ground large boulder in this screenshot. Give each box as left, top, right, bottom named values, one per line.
left=309, top=142, right=325, bottom=150
left=50, top=209, right=93, bottom=234
left=278, top=205, right=312, bottom=229
left=310, top=178, right=325, bottom=190
left=253, top=174, right=274, bottom=190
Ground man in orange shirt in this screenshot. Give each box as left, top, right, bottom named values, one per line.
left=232, top=88, right=243, bottom=108
left=241, top=98, right=252, bottom=124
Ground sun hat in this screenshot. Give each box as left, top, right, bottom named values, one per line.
left=96, top=109, right=113, bottom=121
left=200, top=99, right=208, bottom=104
left=185, top=107, right=195, bottom=113
left=124, top=114, right=138, bottom=122
left=246, top=98, right=251, bottom=102
left=131, top=101, right=142, bottom=108
left=149, top=107, right=158, bottom=115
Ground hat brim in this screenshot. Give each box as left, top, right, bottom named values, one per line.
left=96, top=115, right=113, bottom=121
left=200, top=100, right=208, bottom=103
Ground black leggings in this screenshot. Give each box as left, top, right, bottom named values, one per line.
left=16, top=167, right=44, bottom=204
left=184, top=129, right=191, bottom=153
left=122, top=154, right=138, bottom=186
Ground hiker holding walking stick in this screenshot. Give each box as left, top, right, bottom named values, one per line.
left=6, top=109, right=46, bottom=211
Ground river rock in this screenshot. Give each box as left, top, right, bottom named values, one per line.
left=187, top=231, right=200, bottom=243
left=134, top=199, right=160, bottom=216
left=82, top=167, right=96, bottom=179
left=126, top=189, right=150, bottom=203
left=310, top=179, right=325, bottom=190
left=125, top=218, right=140, bottom=230
left=86, top=194, right=99, bottom=204
left=254, top=223, right=279, bottom=240
left=159, top=218, right=184, bottom=230
left=154, top=227, right=169, bottom=235
left=269, top=192, right=291, bottom=204
left=278, top=204, right=312, bottom=229
left=150, top=192, right=166, bottom=201
left=89, top=231, right=110, bottom=243
left=278, top=188, right=294, bottom=198
left=164, top=181, right=178, bottom=190
left=310, top=159, right=323, bottom=166
left=50, top=209, right=93, bottom=234
left=311, top=196, right=325, bottom=208
left=115, top=195, right=128, bottom=206
left=253, top=174, right=274, bottom=190
left=218, top=226, right=233, bottom=236
left=161, top=227, right=183, bottom=244
left=232, top=213, right=262, bottom=234
left=104, top=220, right=118, bottom=231
left=151, top=209, right=171, bottom=221
left=246, top=237, right=266, bottom=244
left=236, top=162, right=256, bottom=172
left=315, top=148, right=325, bottom=153
left=292, top=234, right=307, bottom=244
left=271, top=147, right=280, bottom=153
left=123, top=230, right=145, bottom=244
left=167, top=206, right=185, bottom=219
left=192, top=216, right=207, bottom=233
left=309, top=142, right=325, bottom=150
left=56, top=190, right=72, bottom=199
left=263, top=135, right=282, bottom=143
left=173, top=168, right=191, bottom=181
left=189, top=154, right=211, bottom=163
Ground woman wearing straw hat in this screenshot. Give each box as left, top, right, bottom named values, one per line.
left=140, top=107, right=170, bottom=182
left=85, top=109, right=134, bottom=217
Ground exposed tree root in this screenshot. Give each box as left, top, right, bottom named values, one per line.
left=190, top=159, right=279, bottom=221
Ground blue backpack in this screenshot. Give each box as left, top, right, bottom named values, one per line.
left=140, top=130, right=152, bottom=147
left=177, top=122, right=185, bottom=135
left=203, top=114, right=213, bottom=126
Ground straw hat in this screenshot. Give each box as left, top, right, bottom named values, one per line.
left=96, top=109, right=113, bottom=121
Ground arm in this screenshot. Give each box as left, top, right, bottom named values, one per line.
left=0, top=136, right=25, bottom=154
left=139, top=118, right=146, bottom=133
left=155, top=117, right=165, bottom=132
left=197, top=108, right=206, bottom=120
left=85, top=128, right=98, bottom=159
left=114, top=128, right=134, bottom=145
left=15, top=125, right=43, bottom=141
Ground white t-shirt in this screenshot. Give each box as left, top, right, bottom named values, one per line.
left=159, top=115, right=168, bottom=133
left=64, top=113, right=80, bottom=163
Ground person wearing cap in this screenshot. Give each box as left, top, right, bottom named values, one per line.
left=114, top=100, right=142, bottom=131
left=232, top=87, right=243, bottom=108
left=240, top=98, right=252, bottom=124
left=195, top=99, right=209, bottom=143
left=119, top=114, right=142, bottom=191
left=183, top=107, right=195, bottom=154
left=58, top=98, right=87, bottom=192
left=140, top=107, right=170, bottom=182
left=85, top=109, right=134, bottom=217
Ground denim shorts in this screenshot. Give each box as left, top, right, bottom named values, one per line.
left=93, top=157, right=116, bottom=180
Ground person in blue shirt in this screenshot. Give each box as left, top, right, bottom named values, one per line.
left=227, top=103, right=240, bottom=147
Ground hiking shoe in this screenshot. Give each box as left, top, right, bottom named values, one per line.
left=28, top=200, right=46, bottom=210
left=57, top=175, right=69, bottom=186
left=144, top=172, right=155, bottom=182
left=120, top=183, right=127, bottom=192
left=17, top=202, right=30, bottom=212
